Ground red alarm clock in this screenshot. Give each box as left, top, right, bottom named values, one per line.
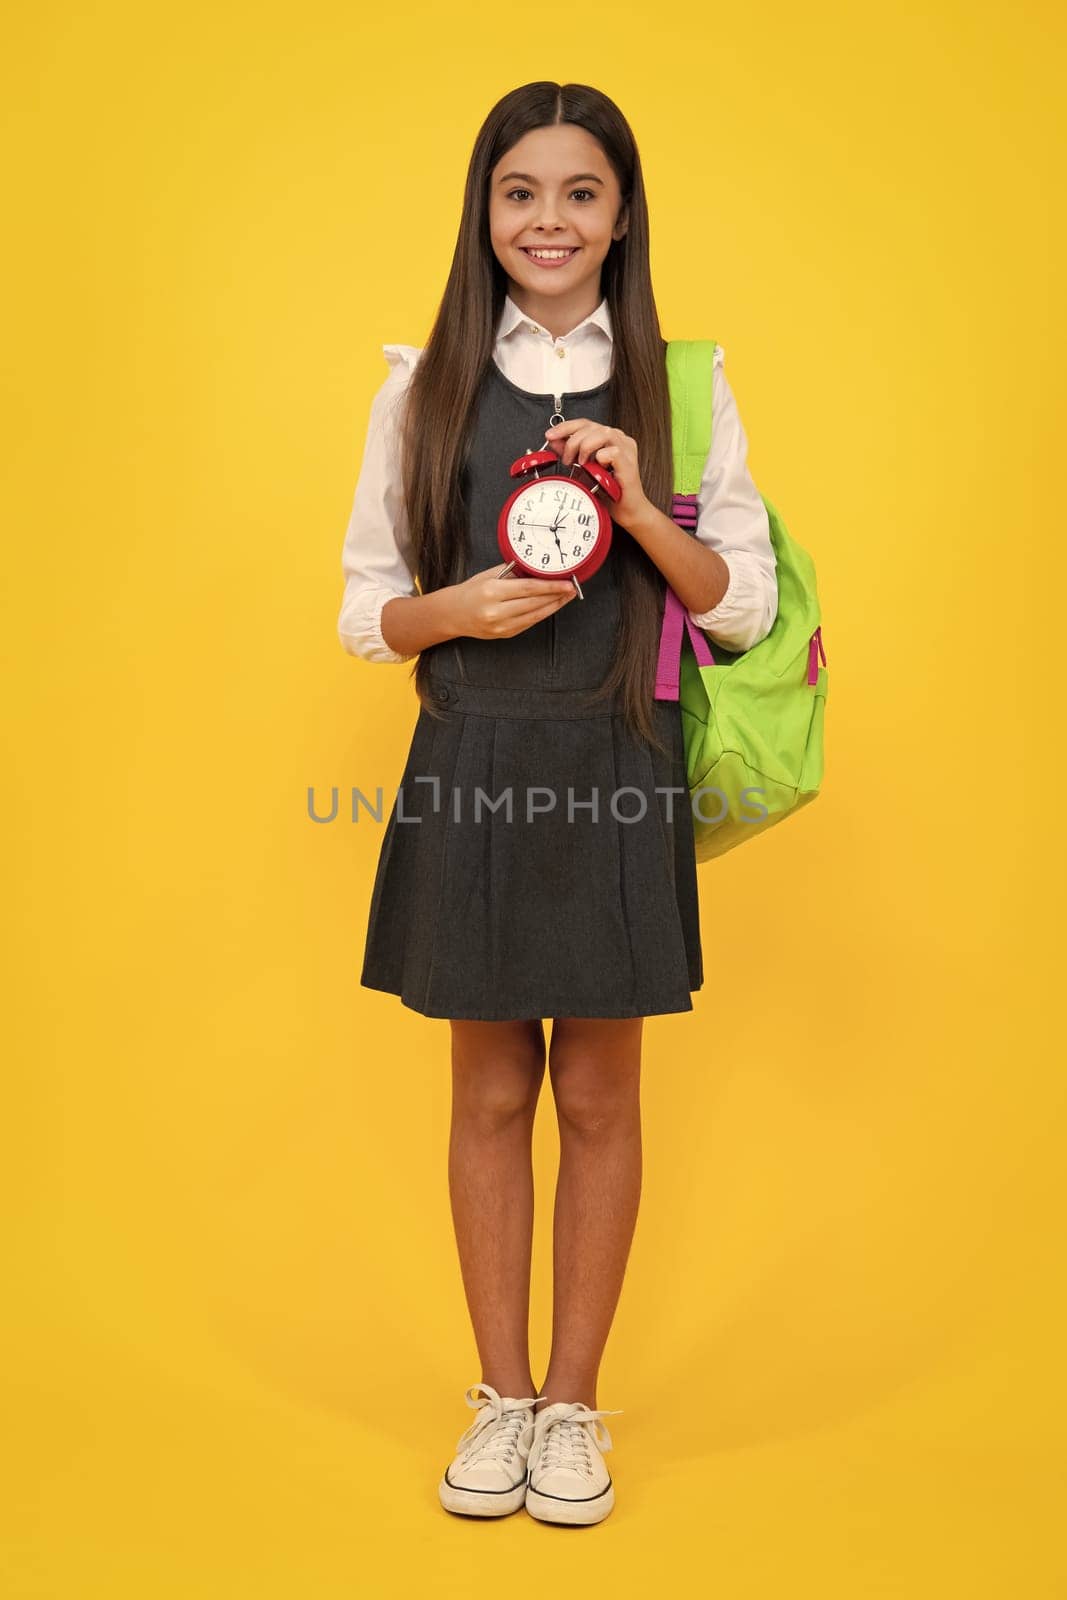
left=497, top=446, right=622, bottom=597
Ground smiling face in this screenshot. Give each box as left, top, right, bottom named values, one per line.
left=488, top=123, right=628, bottom=336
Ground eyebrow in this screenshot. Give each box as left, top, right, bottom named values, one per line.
left=496, top=172, right=605, bottom=186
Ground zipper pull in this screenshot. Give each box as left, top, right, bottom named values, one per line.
left=807, top=627, right=826, bottom=685
left=549, top=394, right=564, bottom=428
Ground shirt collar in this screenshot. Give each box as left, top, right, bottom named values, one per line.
left=496, top=292, right=613, bottom=347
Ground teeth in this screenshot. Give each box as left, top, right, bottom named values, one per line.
left=526, top=248, right=575, bottom=259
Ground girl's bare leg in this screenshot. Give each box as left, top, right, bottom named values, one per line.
left=447, top=1018, right=547, bottom=1399
left=538, top=1016, right=644, bottom=1411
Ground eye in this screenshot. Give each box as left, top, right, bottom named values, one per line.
left=505, top=188, right=598, bottom=203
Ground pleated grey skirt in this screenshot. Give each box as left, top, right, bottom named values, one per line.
left=360, top=674, right=704, bottom=1022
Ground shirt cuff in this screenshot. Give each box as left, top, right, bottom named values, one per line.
left=687, top=553, right=778, bottom=654
left=339, top=588, right=419, bottom=665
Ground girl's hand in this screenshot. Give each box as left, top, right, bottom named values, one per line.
left=543, top=420, right=651, bottom=533
left=445, top=562, right=576, bottom=641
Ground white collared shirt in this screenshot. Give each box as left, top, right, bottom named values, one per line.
left=338, top=294, right=777, bottom=663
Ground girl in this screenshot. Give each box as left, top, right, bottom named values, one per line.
left=338, top=82, right=777, bottom=1527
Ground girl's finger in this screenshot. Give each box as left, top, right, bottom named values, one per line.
left=493, top=572, right=572, bottom=596
left=495, top=581, right=573, bottom=602
left=515, top=603, right=571, bottom=633
left=497, top=592, right=574, bottom=622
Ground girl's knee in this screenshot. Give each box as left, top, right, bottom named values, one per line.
left=450, top=1018, right=546, bottom=1125
left=547, top=1017, right=642, bottom=1132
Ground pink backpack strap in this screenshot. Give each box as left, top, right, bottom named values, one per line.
left=655, top=495, right=716, bottom=700
left=655, top=569, right=715, bottom=703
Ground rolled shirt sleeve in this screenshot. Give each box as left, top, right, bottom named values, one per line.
left=337, top=345, right=423, bottom=665
left=687, top=346, right=779, bottom=654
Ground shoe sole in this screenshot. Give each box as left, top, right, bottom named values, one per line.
left=438, top=1473, right=528, bottom=1518
left=524, top=1479, right=615, bottom=1526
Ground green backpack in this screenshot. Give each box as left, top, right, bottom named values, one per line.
left=655, top=340, right=828, bottom=862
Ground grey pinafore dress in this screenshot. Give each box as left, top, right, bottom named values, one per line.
left=359, top=360, right=704, bottom=1021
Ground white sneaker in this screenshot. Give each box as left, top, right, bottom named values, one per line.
left=524, top=1399, right=623, bottom=1525
left=438, top=1382, right=541, bottom=1518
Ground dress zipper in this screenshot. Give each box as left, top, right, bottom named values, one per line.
left=547, top=393, right=564, bottom=672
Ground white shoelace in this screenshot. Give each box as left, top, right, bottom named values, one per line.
left=454, top=1382, right=540, bottom=1466
left=528, top=1402, right=624, bottom=1480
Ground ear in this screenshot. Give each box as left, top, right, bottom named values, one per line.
left=613, top=203, right=629, bottom=243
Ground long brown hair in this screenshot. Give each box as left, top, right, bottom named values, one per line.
left=398, top=81, right=674, bottom=753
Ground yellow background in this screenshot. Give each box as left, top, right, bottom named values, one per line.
left=4, top=1, right=1064, bottom=1593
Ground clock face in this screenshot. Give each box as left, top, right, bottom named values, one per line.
left=503, top=478, right=604, bottom=574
